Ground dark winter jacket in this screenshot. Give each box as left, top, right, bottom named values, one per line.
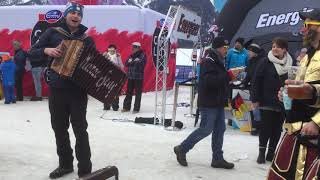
left=0, top=60, right=16, bottom=86
left=14, top=49, right=27, bottom=72
left=241, top=54, right=263, bottom=87
left=30, top=57, right=47, bottom=68
left=125, top=50, right=146, bottom=80
left=251, top=57, right=287, bottom=110
left=28, top=20, right=95, bottom=89
left=198, top=49, right=230, bottom=108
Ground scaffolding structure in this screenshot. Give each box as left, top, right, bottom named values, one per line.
left=154, top=5, right=179, bottom=125
left=154, top=5, right=201, bottom=127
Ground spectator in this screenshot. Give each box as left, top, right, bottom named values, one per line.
left=0, top=56, right=3, bottom=100
left=241, top=43, right=264, bottom=136
left=241, top=43, right=262, bottom=87
left=251, top=37, right=292, bottom=164
left=122, top=42, right=146, bottom=114
left=12, top=40, right=27, bottom=101
left=174, top=36, right=234, bottom=169
left=0, top=55, right=16, bottom=104
left=225, top=37, right=249, bottom=70
left=102, top=44, right=124, bottom=111
left=30, top=44, right=47, bottom=101
left=296, top=47, right=308, bottom=66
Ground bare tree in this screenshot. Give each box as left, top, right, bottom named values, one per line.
left=136, top=0, right=145, bottom=5
left=0, top=0, right=9, bottom=6
left=0, top=0, right=22, bottom=6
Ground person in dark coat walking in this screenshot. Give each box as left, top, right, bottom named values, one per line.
left=251, top=37, right=293, bottom=164
left=174, top=37, right=235, bottom=169
left=29, top=2, right=94, bottom=179
left=122, top=42, right=146, bottom=113
left=12, top=40, right=27, bottom=101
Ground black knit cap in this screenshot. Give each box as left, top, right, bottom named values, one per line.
left=235, top=37, right=245, bottom=46
left=299, top=8, right=320, bottom=21
left=212, top=36, right=229, bottom=49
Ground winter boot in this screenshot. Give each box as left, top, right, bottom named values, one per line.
left=174, top=145, right=188, bottom=166
left=250, top=128, right=259, bottom=136
left=78, top=163, right=92, bottom=178
left=103, top=103, right=110, bottom=110
left=49, top=166, right=74, bottom=179
left=257, top=147, right=266, bottom=164
left=30, top=96, right=42, bottom=101
left=266, top=148, right=275, bottom=162
left=211, top=159, right=234, bottom=169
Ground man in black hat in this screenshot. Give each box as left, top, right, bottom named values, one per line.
left=173, top=36, right=235, bottom=169
left=267, top=8, right=320, bottom=179
left=29, top=2, right=94, bottom=179
left=225, top=37, right=249, bottom=70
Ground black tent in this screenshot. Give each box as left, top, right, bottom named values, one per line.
left=217, top=0, right=320, bottom=55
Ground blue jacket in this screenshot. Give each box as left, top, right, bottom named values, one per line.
left=225, top=48, right=249, bottom=70
left=0, top=60, right=16, bottom=86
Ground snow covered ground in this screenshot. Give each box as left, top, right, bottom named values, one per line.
left=0, top=87, right=270, bottom=180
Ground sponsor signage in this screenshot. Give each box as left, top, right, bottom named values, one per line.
left=31, top=10, right=63, bottom=45
left=173, top=7, right=201, bottom=42
left=256, top=8, right=313, bottom=28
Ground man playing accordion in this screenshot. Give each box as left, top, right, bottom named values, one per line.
left=28, top=2, right=95, bottom=179
left=267, top=8, right=320, bottom=180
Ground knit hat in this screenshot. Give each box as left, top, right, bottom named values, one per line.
left=132, top=42, right=141, bottom=47
left=235, top=37, right=245, bottom=46
left=299, top=8, right=320, bottom=21
left=1, top=54, right=11, bottom=61
left=64, top=1, right=84, bottom=18
left=247, top=43, right=261, bottom=54
left=211, top=36, right=229, bottom=49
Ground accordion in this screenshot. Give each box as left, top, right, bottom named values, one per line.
left=51, top=40, right=127, bottom=104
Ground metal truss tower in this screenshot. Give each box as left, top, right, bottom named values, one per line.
left=154, top=5, right=179, bottom=125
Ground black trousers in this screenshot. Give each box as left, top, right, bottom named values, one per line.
left=15, top=70, right=24, bottom=101
left=104, top=96, right=119, bottom=110
left=49, top=87, right=92, bottom=174
left=259, top=109, right=284, bottom=151
left=123, top=79, right=143, bottom=111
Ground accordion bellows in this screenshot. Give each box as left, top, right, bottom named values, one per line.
left=51, top=40, right=84, bottom=77
left=51, top=40, right=127, bottom=104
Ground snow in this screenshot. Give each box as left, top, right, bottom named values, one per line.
left=0, top=87, right=270, bottom=180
